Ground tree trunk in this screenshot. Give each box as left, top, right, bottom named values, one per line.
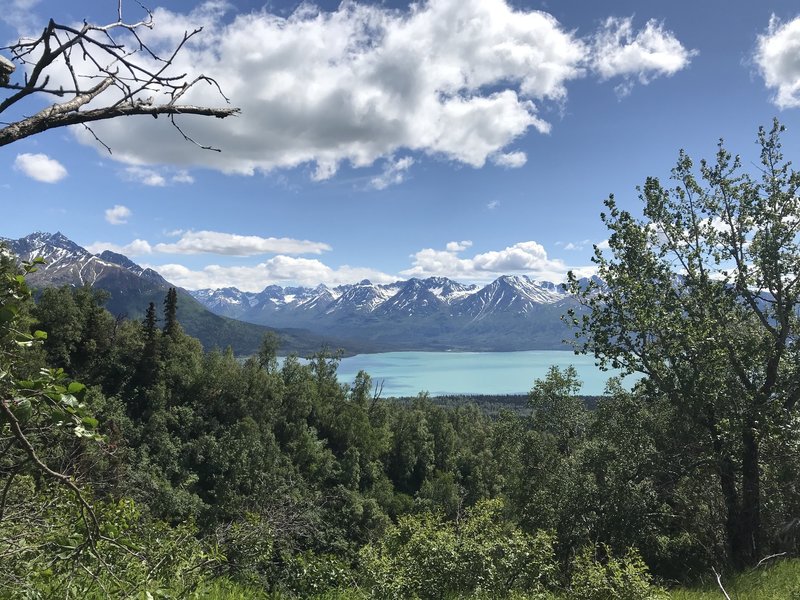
left=738, top=424, right=761, bottom=567
left=714, top=440, right=742, bottom=567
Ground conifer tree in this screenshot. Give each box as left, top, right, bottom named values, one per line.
left=163, top=288, right=179, bottom=337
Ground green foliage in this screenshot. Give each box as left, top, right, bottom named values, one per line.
left=568, top=120, right=800, bottom=568
left=0, top=476, right=221, bottom=598
left=360, top=498, right=556, bottom=599
left=568, top=544, right=664, bottom=600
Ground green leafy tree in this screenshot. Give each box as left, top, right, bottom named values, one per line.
left=0, top=257, right=108, bottom=580
left=360, top=498, right=556, bottom=599
left=529, top=365, right=587, bottom=455
left=568, top=544, right=664, bottom=600
left=569, top=120, right=800, bottom=568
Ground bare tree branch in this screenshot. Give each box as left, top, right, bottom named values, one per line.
left=712, top=567, right=732, bottom=600
left=0, top=3, right=239, bottom=150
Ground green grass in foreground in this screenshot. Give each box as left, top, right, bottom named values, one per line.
left=196, top=559, right=800, bottom=599
left=668, top=559, right=800, bottom=600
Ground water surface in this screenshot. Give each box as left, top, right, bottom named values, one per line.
left=335, top=350, right=624, bottom=397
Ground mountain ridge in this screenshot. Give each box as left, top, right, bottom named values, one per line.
left=2, top=232, right=365, bottom=356
left=188, top=269, right=596, bottom=351
left=3, top=231, right=594, bottom=353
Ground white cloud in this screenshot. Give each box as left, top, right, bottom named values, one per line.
left=556, top=239, right=591, bottom=251
left=172, top=170, right=195, bottom=184
left=149, top=257, right=396, bottom=291
left=2, top=0, right=40, bottom=32
left=124, top=166, right=166, bottom=187
left=371, top=156, right=415, bottom=190
left=402, top=240, right=583, bottom=282
left=86, top=230, right=330, bottom=257
left=70, top=0, right=589, bottom=176
left=486, top=200, right=500, bottom=210
left=13, top=153, right=67, bottom=183
left=153, top=230, right=331, bottom=256
left=491, top=151, right=527, bottom=168
left=592, top=17, right=696, bottom=96
left=446, top=240, right=473, bottom=252
left=105, top=204, right=132, bottom=225
left=755, top=15, right=800, bottom=109
left=121, top=166, right=196, bottom=186
left=86, top=239, right=153, bottom=256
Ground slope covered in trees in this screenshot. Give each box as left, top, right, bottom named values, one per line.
left=3, top=8, right=800, bottom=588
left=5, top=134, right=800, bottom=593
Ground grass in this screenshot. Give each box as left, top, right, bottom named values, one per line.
left=188, top=560, right=800, bottom=599
left=667, top=559, right=800, bottom=600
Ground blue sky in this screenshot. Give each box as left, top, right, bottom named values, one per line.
left=2, top=0, right=800, bottom=291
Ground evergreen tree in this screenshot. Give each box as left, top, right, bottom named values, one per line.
left=163, top=287, right=179, bottom=337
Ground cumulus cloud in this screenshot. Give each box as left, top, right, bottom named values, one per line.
left=70, top=0, right=589, bottom=176
left=592, top=17, right=696, bottom=97
left=401, top=240, right=581, bottom=282
left=122, top=166, right=195, bottom=186
left=149, top=257, right=396, bottom=291
left=153, top=230, right=331, bottom=256
left=755, top=15, right=800, bottom=109
left=133, top=237, right=599, bottom=289
left=491, top=151, right=527, bottom=168
left=13, top=153, right=67, bottom=183
left=87, top=230, right=331, bottom=257
left=371, top=156, right=415, bottom=190
left=14, top=3, right=691, bottom=182
left=105, top=204, right=132, bottom=225
left=446, top=240, right=473, bottom=252
left=86, top=239, right=153, bottom=256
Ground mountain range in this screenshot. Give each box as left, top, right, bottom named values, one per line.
left=2, top=232, right=361, bottom=356
left=3, top=232, right=593, bottom=353
left=191, top=273, right=595, bottom=351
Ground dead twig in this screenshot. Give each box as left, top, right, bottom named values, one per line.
left=712, top=566, right=732, bottom=600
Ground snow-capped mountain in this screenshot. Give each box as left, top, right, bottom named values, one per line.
left=455, top=275, right=568, bottom=320
left=189, top=273, right=583, bottom=351
left=2, top=231, right=588, bottom=352
left=325, top=280, right=401, bottom=315
left=5, top=231, right=169, bottom=288
left=1, top=232, right=353, bottom=356
left=192, top=274, right=569, bottom=321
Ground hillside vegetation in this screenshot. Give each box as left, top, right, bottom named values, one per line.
left=2, top=123, right=800, bottom=597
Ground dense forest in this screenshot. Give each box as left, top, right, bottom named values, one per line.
left=3, top=123, right=800, bottom=599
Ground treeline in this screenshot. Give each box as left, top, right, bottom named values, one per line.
left=3, top=265, right=798, bottom=598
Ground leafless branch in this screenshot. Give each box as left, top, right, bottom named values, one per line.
left=756, top=552, right=787, bottom=568
left=712, top=566, right=732, bottom=600
left=0, top=398, right=100, bottom=546
left=0, top=3, right=239, bottom=150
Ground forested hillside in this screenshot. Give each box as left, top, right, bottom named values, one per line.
left=3, top=176, right=800, bottom=597
left=2, top=2, right=800, bottom=594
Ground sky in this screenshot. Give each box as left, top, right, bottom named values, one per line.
left=2, top=0, right=800, bottom=291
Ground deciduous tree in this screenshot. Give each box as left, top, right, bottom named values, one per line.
left=569, top=120, right=800, bottom=568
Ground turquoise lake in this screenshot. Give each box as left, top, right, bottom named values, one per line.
left=334, top=351, right=626, bottom=397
